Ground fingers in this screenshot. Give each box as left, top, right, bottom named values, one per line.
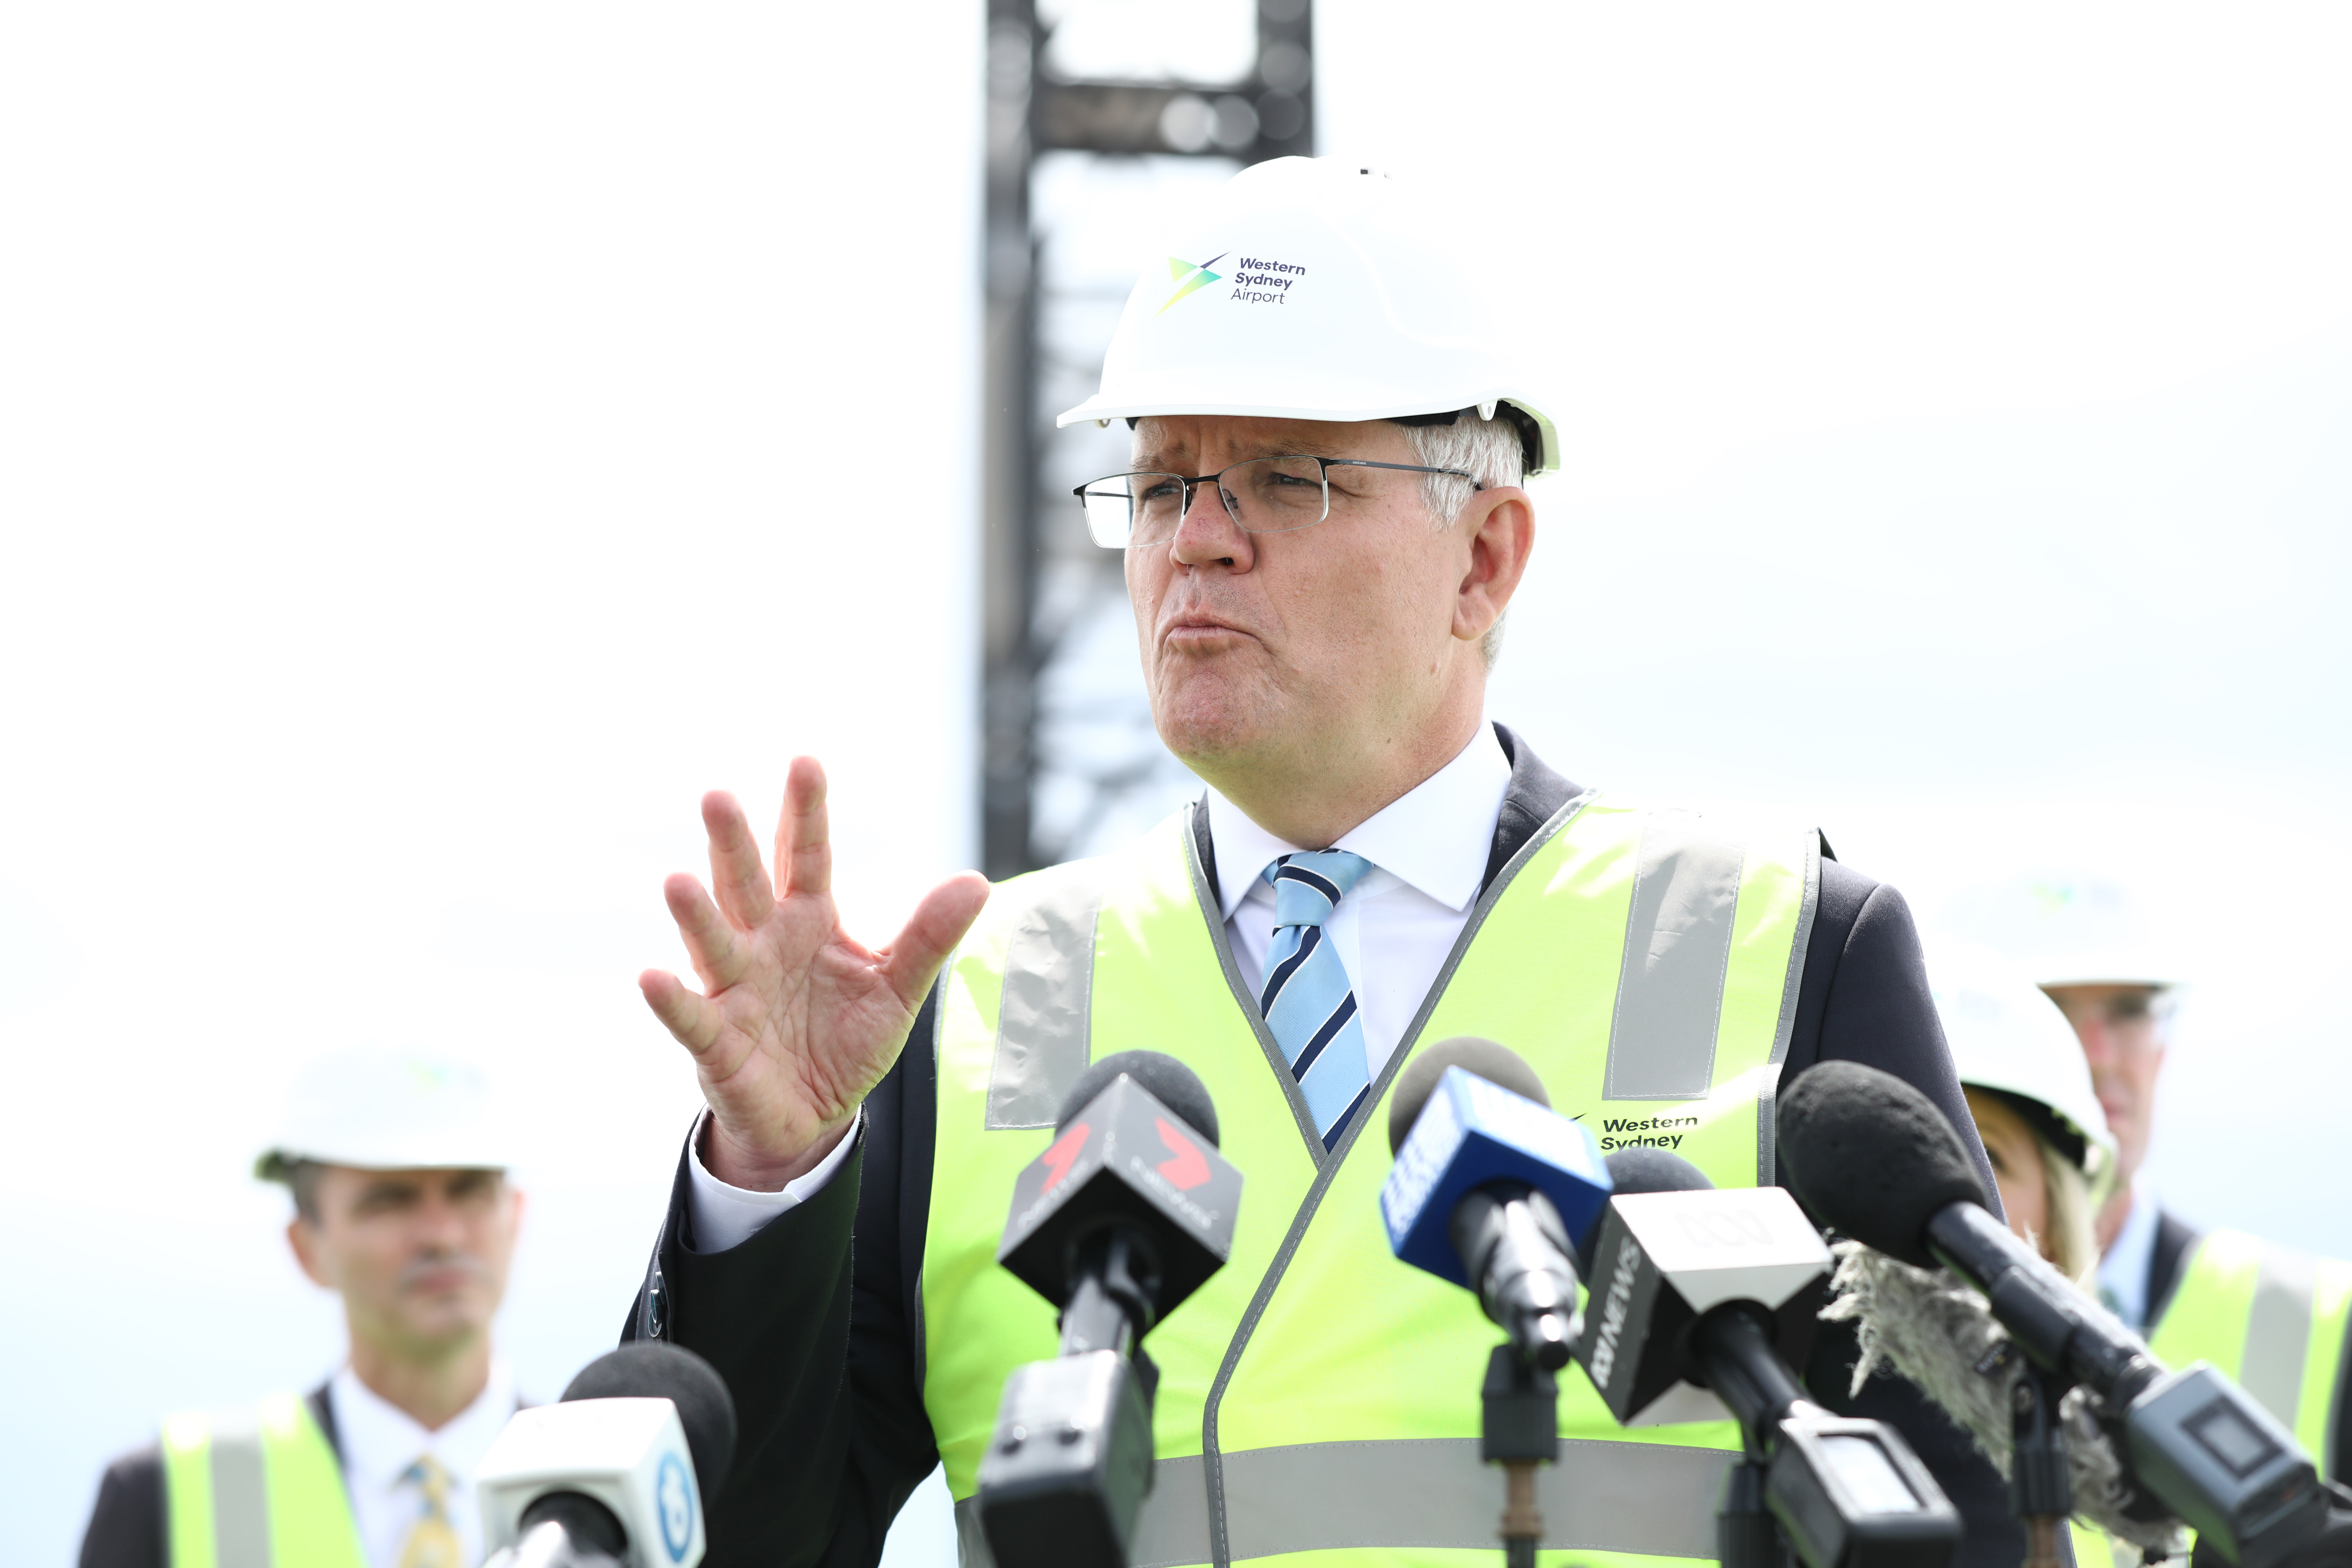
left=639, top=967, right=721, bottom=1055
left=664, top=872, right=752, bottom=990
left=702, top=790, right=776, bottom=930
left=775, top=756, right=832, bottom=900
left=878, top=870, right=992, bottom=1011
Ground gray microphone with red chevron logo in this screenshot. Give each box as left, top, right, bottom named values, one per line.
left=980, top=1051, right=1243, bottom=1568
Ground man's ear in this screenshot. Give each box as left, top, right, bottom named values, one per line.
left=286, top=1214, right=335, bottom=1290
left=1452, top=484, right=1535, bottom=645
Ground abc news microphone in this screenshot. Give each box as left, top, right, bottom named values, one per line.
left=1779, top=1061, right=2352, bottom=1568
left=1573, top=1148, right=1961, bottom=1568
left=978, top=1050, right=1243, bottom=1568
left=473, top=1342, right=737, bottom=1568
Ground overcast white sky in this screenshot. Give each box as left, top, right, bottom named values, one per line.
left=4, top=4, right=2348, bottom=1563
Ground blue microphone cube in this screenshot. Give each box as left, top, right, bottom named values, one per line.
left=1381, top=1065, right=1611, bottom=1287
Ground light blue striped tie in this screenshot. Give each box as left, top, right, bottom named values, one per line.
left=1258, top=850, right=1373, bottom=1148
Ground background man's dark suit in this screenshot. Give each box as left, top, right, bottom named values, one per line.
left=622, top=728, right=2036, bottom=1568
left=79, top=1387, right=343, bottom=1568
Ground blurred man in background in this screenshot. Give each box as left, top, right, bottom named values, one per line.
left=1970, top=872, right=2352, bottom=1482
left=79, top=1054, right=525, bottom=1568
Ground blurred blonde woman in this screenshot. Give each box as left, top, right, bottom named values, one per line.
left=1927, top=944, right=2116, bottom=1288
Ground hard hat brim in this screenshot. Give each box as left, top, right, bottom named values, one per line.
left=1057, top=390, right=1562, bottom=476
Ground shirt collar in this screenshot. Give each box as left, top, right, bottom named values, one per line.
left=330, top=1359, right=519, bottom=1494
left=1205, top=722, right=1513, bottom=919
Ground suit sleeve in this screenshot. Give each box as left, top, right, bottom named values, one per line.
left=1778, top=859, right=2050, bottom=1568
left=1780, top=858, right=2001, bottom=1209
left=621, top=990, right=941, bottom=1568
left=79, top=1447, right=164, bottom=1568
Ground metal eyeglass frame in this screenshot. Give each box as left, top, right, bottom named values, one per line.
left=1073, top=455, right=1485, bottom=548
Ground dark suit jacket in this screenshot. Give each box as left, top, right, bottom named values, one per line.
left=79, top=1386, right=342, bottom=1568
left=621, top=727, right=2035, bottom=1568
left=2144, top=1204, right=2202, bottom=1331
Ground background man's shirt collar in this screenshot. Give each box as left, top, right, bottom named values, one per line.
left=331, top=1358, right=518, bottom=1494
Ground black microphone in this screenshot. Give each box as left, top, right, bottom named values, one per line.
left=476, top=1342, right=738, bottom=1568
left=979, top=1051, right=1242, bottom=1568
left=1780, top=1062, right=2332, bottom=1567
left=1382, top=1036, right=1608, bottom=1371
left=1573, top=1150, right=1960, bottom=1568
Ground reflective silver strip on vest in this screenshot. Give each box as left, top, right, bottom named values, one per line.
left=2242, top=1247, right=2320, bottom=1426
left=954, top=1439, right=1731, bottom=1566
left=1603, top=813, right=1746, bottom=1101
left=1753, top=829, right=1823, bottom=1186
left=984, top=869, right=1105, bottom=1129
left=208, top=1412, right=274, bottom=1568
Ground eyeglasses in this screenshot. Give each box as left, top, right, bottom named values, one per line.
left=1073, top=454, right=1483, bottom=549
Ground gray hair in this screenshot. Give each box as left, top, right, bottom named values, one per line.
left=1399, top=411, right=1527, bottom=668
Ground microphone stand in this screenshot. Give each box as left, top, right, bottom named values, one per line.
left=2007, top=1358, right=2073, bottom=1568
left=1700, top=1305, right=1809, bottom=1568
left=1480, top=1344, right=1557, bottom=1568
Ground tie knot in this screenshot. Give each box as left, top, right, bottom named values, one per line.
left=1263, top=850, right=1371, bottom=930
left=405, top=1455, right=453, bottom=1511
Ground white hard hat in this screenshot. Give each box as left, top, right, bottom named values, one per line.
left=1927, top=943, right=2117, bottom=1189
left=255, top=1050, right=512, bottom=1181
left=1057, top=157, right=1562, bottom=474
left=1942, top=870, right=2183, bottom=992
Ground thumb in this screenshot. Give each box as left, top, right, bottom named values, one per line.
left=878, top=872, right=991, bottom=1011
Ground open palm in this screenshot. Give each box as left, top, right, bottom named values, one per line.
left=639, top=758, right=990, bottom=1188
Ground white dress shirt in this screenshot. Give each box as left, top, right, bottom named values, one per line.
left=330, top=1360, right=519, bottom=1568
left=1206, top=722, right=1511, bottom=1075
left=685, top=723, right=1513, bottom=1251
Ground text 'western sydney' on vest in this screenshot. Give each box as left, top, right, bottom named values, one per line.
left=1231, top=256, right=1306, bottom=306
left=1594, top=1114, right=1700, bottom=1154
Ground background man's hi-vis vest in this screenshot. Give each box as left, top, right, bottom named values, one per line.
left=2060, top=1234, right=2352, bottom=1568
left=2148, top=1231, right=2352, bottom=1480
left=160, top=1392, right=367, bottom=1568
left=922, top=791, right=1824, bottom=1568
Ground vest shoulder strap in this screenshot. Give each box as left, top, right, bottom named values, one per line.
left=159, top=1395, right=364, bottom=1568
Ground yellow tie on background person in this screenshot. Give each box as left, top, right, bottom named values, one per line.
left=397, top=1455, right=463, bottom=1568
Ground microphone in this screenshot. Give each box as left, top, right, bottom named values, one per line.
left=1780, top=1062, right=2331, bottom=1567
left=1380, top=1036, right=1611, bottom=1370
left=979, top=1051, right=1242, bottom=1568
left=1572, top=1152, right=1961, bottom=1568
left=476, top=1342, right=737, bottom=1568
left=1378, top=1037, right=1611, bottom=1568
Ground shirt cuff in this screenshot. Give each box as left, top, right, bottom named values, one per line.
left=684, top=1108, right=862, bottom=1254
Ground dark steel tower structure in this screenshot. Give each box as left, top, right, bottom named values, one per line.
left=981, top=0, right=1315, bottom=879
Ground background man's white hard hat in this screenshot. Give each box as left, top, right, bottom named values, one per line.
left=255, top=1050, right=512, bottom=1181
left=1926, top=941, right=2118, bottom=1189
left=1940, top=869, right=2183, bottom=991
left=1058, top=157, right=1562, bottom=474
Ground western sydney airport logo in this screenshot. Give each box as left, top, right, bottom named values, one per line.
left=1157, top=253, right=1308, bottom=314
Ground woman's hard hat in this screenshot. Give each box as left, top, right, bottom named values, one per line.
left=1926, top=942, right=2117, bottom=1188
left=1057, top=157, right=1562, bottom=474
left=255, top=1050, right=512, bottom=1180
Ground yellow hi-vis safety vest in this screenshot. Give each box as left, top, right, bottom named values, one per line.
left=160, top=1392, right=367, bottom=1568
left=922, top=792, right=1825, bottom=1568
left=2148, top=1230, right=2352, bottom=1476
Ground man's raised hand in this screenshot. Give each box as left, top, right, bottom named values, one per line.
left=638, top=757, right=990, bottom=1190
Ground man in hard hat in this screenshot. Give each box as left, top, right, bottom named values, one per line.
left=1975, top=872, right=2352, bottom=1485
left=624, top=158, right=2022, bottom=1567
left=78, top=1054, right=525, bottom=1568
